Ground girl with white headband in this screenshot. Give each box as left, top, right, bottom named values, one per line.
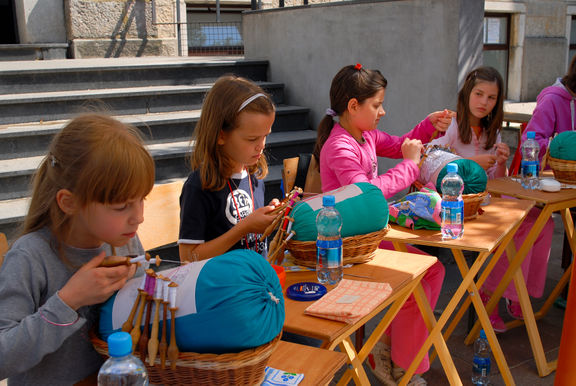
left=179, top=75, right=280, bottom=262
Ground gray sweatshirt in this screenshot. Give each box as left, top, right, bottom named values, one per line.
left=0, top=227, right=143, bottom=385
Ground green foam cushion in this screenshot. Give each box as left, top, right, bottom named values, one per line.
left=291, top=182, right=388, bottom=241
left=436, top=159, right=487, bottom=195
left=550, top=131, right=576, bottom=161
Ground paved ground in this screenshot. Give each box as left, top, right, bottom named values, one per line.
left=326, top=212, right=566, bottom=385
left=0, top=217, right=565, bottom=385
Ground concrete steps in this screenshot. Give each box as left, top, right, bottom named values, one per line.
left=0, top=57, right=269, bottom=94
left=0, top=57, right=315, bottom=240
left=0, top=105, right=311, bottom=159
left=0, top=82, right=287, bottom=125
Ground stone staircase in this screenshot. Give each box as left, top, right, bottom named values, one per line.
left=0, top=57, right=316, bottom=241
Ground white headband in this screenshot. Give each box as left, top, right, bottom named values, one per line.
left=238, top=93, right=267, bottom=112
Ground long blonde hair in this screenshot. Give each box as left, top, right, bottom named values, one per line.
left=190, top=75, right=275, bottom=191
left=22, top=114, right=155, bottom=249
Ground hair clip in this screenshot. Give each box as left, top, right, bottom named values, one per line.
left=325, top=108, right=337, bottom=117
left=354, top=63, right=363, bottom=70
left=50, top=154, right=58, bottom=168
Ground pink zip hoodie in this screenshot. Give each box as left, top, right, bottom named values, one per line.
left=320, top=119, right=437, bottom=198
left=523, top=78, right=576, bottom=162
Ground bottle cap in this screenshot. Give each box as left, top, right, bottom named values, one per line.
left=107, top=331, right=133, bottom=357
left=527, top=131, right=535, bottom=139
left=446, top=163, right=458, bottom=174
left=322, top=195, right=336, bottom=207
left=286, top=282, right=327, bottom=301
left=479, top=329, right=487, bottom=339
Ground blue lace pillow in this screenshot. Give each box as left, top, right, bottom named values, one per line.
left=99, top=250, right=284, bottom=353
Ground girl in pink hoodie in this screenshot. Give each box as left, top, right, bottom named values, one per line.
left=314, top=64, right=452, bottom=386
left=523, top=55, right=576, bottom=159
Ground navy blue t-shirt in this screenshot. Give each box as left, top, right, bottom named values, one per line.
left=178, top=169, right=267, bottom=255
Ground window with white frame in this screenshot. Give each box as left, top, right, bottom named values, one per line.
left=570, top=15, right=576, bottom=63
left=483, top=13, right=510, bottom=98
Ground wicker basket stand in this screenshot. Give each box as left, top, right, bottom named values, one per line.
left=462, top=191, right=488, bottom=220
left=548, top=156, right=576, bottom=184
left=286, top=228, right=389, bottom=268
left=91, top=331, right=280, bottom=385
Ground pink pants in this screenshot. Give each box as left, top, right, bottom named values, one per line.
left=379, top=241, right=445, bottom=374
left=483, top=206, right=554, bottom=302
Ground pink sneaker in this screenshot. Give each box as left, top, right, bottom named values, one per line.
left=480, top=290, right=507, bottom=333
left=506, top=299, right=524, bottom=320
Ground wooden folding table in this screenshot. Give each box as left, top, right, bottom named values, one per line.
left=464, top=176, right=576, bottom=377
left=283, top=249, right=461, bottom=386
left=268, top=341, right=347, bottom=385
left=382, top=197, right=535, bottom=386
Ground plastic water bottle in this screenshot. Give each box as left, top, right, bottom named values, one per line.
left=98, top=332, right=149, bottom=386
left=521, top=131, right=540, bottom=189
left=472, top=329, right=491, bottom=385
left=440, top=163, right=464, bottom=240
left=316, top=195, right=343, bottom=285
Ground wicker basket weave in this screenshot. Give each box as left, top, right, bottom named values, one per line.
left=286, top=228, right=389, bottom=268
left=462, top=191, right=487, bottom=220
left=91, top=331, right=280, bottom=385
left=548, top=156, right=576, bottom=184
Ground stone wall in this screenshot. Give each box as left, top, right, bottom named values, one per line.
left=243, top=0, right=482, bottom=178
left=66, top=0, right=185, bottom=58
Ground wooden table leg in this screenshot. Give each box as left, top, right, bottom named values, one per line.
left=336, top=337, right=371, bottom=386
left=536, top=208, right=576, bottom=318
left=400, top=250, right=513, bottom=384
left=397, top=283, right=462, bottom=386
left=335, top=277, right=421, bottom=386
left=440, top=231, right=512, bottom=348
left=451, top=249, right=516, bottom=385
left=465, top=204, right=555, bottom=346
left=466, top=204, right=559, bottom=377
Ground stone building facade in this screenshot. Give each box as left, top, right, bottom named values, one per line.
left=254, top=0, right=576, bottom=101
left=9, top=0, right=186, bottom=58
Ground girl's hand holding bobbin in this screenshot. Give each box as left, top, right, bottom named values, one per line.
left=472, top=153, right=498, bottom=170
left=242, top=203, right=279, bottom=234
left=428, top=109, right=456, bottom=133
left=59, top=251, right=137, bottom=310
left=493, top=142, right=510, bottom=165
left=401, top=138, right=424, bottom=165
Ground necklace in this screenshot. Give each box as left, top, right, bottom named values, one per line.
left=359, top=137, right=377, bottom=177
left=227, top=172, right=258, bottom=252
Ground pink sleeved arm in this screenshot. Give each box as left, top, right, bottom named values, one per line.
left=374, top=117, right=438, bottom=158
left=524, top=97, right=557, bottom=162
left=429, top=118, right=458, bottom=148
left=323, top=140, right=420, bottom=199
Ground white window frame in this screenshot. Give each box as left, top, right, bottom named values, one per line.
left=566, top=6, right=576, bottom=68
left=484, top=1, right=526, bottom=101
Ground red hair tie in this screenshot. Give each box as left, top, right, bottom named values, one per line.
left=354, top=63, right=362, bottom=70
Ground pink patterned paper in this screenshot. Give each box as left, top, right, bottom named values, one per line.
left=304, top=279, right=393, bottom=324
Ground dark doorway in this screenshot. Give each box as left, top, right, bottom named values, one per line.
left=0, top=0, right=19, bottom=44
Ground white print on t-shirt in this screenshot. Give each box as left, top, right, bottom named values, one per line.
left=226, top=188, right=253, bottom=224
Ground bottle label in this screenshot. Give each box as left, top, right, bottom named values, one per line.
left=441, top=200, right=463, bottom=222
left=521, top=160, right=539, bottom=178
left=317, top=239, right=343, bottom=269
left=316, top=239, right=343, bottom=249
left=472, top=356, right=491, bottom=375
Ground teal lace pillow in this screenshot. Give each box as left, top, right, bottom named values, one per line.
left=290, top=182, right=389, bottom=241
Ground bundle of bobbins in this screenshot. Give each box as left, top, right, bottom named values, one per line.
left=260, top=187, right=303, bottom=265
left=92, top=255, right=280, bottom=384
left=261, top=187, right=387, bottom=267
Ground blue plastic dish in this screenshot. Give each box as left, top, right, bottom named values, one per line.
left=286, top=282, right=327, bottom=301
